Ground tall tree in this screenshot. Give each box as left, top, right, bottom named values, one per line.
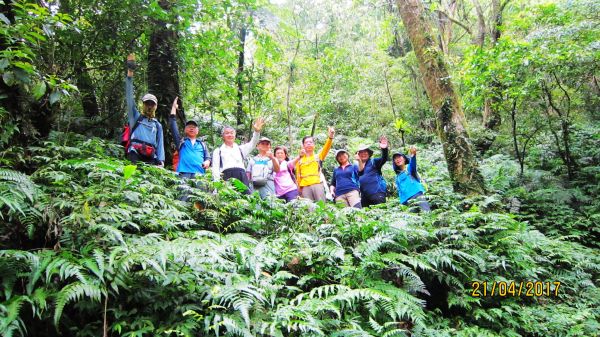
left=236, top=25, right=247, bottom=127
left=147, top=0, right=183, bottom=161
left=396, top=0, right=486, bottom=195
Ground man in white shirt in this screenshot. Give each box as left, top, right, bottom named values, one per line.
left=212, top=118, right=265, bottom=194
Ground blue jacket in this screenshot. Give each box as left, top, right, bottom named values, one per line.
left=125, top=77, right=165, bottom=162
left=393, top=155, right=425, bottom=204
left=169, top=116, right=211, bottom=174
left=358, top=148, right=388, bottom=196
left=331, top=164, right=360, bottom=196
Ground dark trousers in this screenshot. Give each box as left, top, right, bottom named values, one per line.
left=127, top=151, right=159, bottom=165
left=278, top=189, right=299, bottom=203
left=222, top=167, right=251, bottom=195
left=361, top=192, right=387, bottom=207
left=405, top=192, right=431, bottom=212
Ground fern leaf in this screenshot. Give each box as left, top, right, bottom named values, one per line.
left=53, top=282, right=102, bottom=326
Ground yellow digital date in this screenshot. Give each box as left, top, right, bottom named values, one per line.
left=470, top=281, right=561, bottom=297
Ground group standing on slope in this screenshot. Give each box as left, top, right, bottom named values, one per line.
left=123, top=54, right=430, bottom=211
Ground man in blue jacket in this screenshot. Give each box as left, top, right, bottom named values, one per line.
left=356, top=136, right=389, bottom=207
left=168, top=97, right=211, bottom=178
left=125, top=54, right=165, bottom=166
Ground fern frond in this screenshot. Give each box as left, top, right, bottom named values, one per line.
left=353, top=233, right=396, bottom=259
left=45, top=257, right=87, bottom=284
left=0, top=296, right=28, bottom=335
left=53, top=281, right=103, bottom=326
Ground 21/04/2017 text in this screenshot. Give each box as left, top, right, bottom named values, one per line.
left=470, top=281, right=561, bottom=297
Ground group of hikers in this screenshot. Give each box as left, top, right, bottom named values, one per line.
left=124, top=54, right=430, bottom=211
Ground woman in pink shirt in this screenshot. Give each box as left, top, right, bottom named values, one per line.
left=273, top=146, right=301, bottom=202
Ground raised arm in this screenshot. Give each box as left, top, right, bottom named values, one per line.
left=268, top=151, right=280, bottom=173
left=125, top=54, right=139, bottom=126
left=318, top=127, right=335, bottom=161
left=374, top=136, right=389, bottom=170
left=240, top=131, right=260, bottom=156
left=240, top=117, right=265, bottom=156
left=168, top=97, right=181, bottom=146
left=408, top=146, right=418, bottom=179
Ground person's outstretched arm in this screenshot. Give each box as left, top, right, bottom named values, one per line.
left=318, top=126, right=335, bottom=161
left=169, top=97, right=181, bottom=146
left=269, top=151, right=281, bottom=173
left=374, top=136, right=389, bottom=170
left=125, top=54, right=139, bottom=127
left=408, top=146, right=418, bottom=179
left=240, top=117, right=265, bottom=156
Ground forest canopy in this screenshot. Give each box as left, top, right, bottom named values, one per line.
left=0, top=0, right=599, bottom=336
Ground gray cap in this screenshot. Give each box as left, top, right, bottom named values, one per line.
left=141, top=93, right=157, bottom=105
left=258, top=137, right=272, bottom=144
left=335, top=149, right=349, bottom=158
left=185, top=119, right=198, bottom=127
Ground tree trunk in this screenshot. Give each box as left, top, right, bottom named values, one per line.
left=147, top=0, right=182, bottom=164
left=75, top=61, right=101, bottom=118
left=471, top=0, right=486, bottom=48
left=236, top=26, right=247, bottom=127
left=542, top=79, right=577, bottom=179
left=509, top=100, right=524, bottom=176
left=396, top=0, right=486, bottom=195
left=383, top=67, right=398, bottom=119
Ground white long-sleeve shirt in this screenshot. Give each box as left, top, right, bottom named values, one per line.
left=212, top=131, right=260, bottom=181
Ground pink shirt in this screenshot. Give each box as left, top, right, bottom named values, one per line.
left=274, top=160, right=298, bottom=196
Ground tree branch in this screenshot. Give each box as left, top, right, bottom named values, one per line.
left=434, top=10, right=472, bottom=35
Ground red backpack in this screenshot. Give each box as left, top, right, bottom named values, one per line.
left=120, top=115, right=144, bottom=154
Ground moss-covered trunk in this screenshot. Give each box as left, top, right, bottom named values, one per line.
left=396, top=0, right=486, bottom=195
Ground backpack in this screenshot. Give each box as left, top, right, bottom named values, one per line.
left=121, top=115, right=158, bottom=157
left=120, top=116, right=143, bottom=154
left=249, top=157, right=272, bottom=187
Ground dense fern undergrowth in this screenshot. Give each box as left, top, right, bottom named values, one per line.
left=1, top=132, right=599, bottom=337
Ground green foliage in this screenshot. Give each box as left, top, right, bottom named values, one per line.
left=0, top=134, right=598, bottom=337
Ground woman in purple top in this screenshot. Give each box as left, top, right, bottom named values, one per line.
left=273, top=146, right=301, bottom=202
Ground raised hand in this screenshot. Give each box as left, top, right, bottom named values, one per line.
left=126, top=53, right=136, bottom=77
left=409, top=146, right=417, bottom=156
left=379, top=135, right=388, bottom=149
left=170, top=96, right=178, bottom=116
left=327, top=126, right=335, bottom=139
left=253, top=117, right=265, bottom=132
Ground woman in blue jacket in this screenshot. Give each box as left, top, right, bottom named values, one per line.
left=356, top=136, right=389, bottom=207
left=392, top=146, right=430, bottom=212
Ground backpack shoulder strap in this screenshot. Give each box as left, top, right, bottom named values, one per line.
left=129, top=115, right=145, bottom=138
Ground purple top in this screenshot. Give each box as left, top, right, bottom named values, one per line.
left=274, top=160, right=298, bottom=197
